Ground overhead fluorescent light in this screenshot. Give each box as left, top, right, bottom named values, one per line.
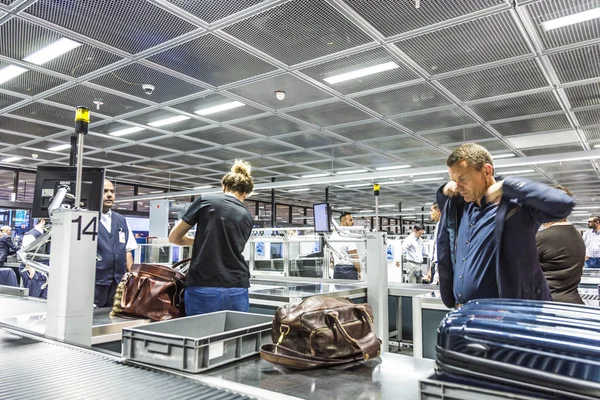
left=401, top=208, right=416, bottom=211
left=378, top=180, right=406, bottom=185
left=336, top=169, right=368, bottom=175
left=193, top=185, right=213, bottom=190
left=0, top=65, right=28, bottom=84
left=148, top=115, right=191, bottom=127
left=507, top=131, right=579, bottom=149
left=108, top=127, right=145, bottom=137
left=594, top=144, right=600, bottom=149
left=149, top=190, right=165, bottom=194
left=378, top=205, right=396, bottom=208
left=0, top=157, right=22, bottom=163
left=491, top=153, right=515, bottom=159
left=375, top=165, right=411, bottom=171
left=542, top=7, right=600, bottom=31
left=344, top=183, right=370, bottom=188
left=301, top=173, right=331, bottom=178
left=324, top=61, right=399, bottom=84
left=358, top=209, right=374, bottom=213
left=23, top=38, right=82, bottom=65
left=48, top=144, right=71, bottom=151
left=499, top=169, right=535, bottom=175
left=195, top=101, right=244, bottom=116
left=412, top=177, right=443, bottom=182
left=288, top=188, right=311, bottom=192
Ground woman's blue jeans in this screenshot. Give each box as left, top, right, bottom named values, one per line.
left=184, top=286, right=249, bottom=316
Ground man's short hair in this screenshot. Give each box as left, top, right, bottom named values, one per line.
left=431, top=202, right=439, bottom=211
left=593, top=216, right=600, bottom=224
left=446, top=143, right=494, bottom=171
left=339, top=212, right=351, bottom=223
left=413, top=224, right=425, bottom=231
left=553, top=185, right=573, bottom=197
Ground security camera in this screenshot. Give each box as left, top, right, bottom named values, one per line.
left=275, top=91, right=286, bottom=100
left=388, top=178, right=395, bottom=182
left=142, top=84, right=155, bottom=95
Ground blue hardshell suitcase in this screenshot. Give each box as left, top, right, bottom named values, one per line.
left=436, top=299, right=600, bottom=399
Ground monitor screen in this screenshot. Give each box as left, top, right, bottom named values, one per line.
left=31, top=166, right=105, bottom=218
left=313, top=203, right=331, bottom=233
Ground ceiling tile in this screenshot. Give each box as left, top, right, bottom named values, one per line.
left=392, top=107, right=475, bottom=132
left=0, top=62, right=68, bottom=96
left=191, top=147, right=251, bottom=161
left=10, top=103, right=103, bottom=127
left=124, top=110, right=210, bottom=133
left=144, top=136, right=209, bottom=152
left=90, top=122, right=164, bottom=140
left=422, top=126, right=494, bottom=144
left=0, top=116, right=62, bottom=137
left=166, top=0, right=266, bottom=23
left=170, top=94, right=265, bottom=122
left=491, top=113, right=571, bottom=136
left=361, top=135, right=427, bottom=152
left=549, top=43, right=600, bottom=83
left=230, top=115, right=307, bottom=136
left=45, top=86, right=150, bottom=117
left=354, top=83, right=451, bottom=116
left=287, top=101, right=371, bottom=127
left=313, top=144, right=369, bottom=158
left=232, top=140, right=296, bottom=155
left=565, top=82, right=600, bottom=109
left=276, top=132, right=344, bottom=148
left=574, top=108, right=600, bottom=127
left=470, top=91, right=562, bottom=121
left=182, top=127, right=259, bottom=145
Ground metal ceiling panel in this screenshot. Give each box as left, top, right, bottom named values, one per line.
left=230, top=115, right=308, bottom=135
left=574, top=108, right=600, bottom=127
left=328, top=121, right=399, bottom=141
left=392, top=107, right=475, bottom=132
left=92, top=151, right=147, bottom=164
left=438, top=59, right=548, bottom=101
left=4, top=147, right=64, bottom=161
left=470, top=91, right=562, bottom=121
left=395, top=11, right=531, bottom=74
left=148, top=34, right=278, bottom=86
left=26, top=0, right=198, bottom=53
left=0, top=92, right=24, bottom=109
left=287, top=101, right=371, bottom=127
left=421, top=125, right=494, bottom=144
left=0, top=132, right=36, bottom=145
left=475, top=140, right=513, bottom=152
left=300, top=47, right=418, bottom=95
left=143, top=136, right=209, bottom=152
left=228, top=73, right=331, bottom=109
left=276, top=131, right=344, bottom=148
left=223, top=0, right=373, bottom=65
left=125, top=110, right=210, bottom=132
left=90, top=122, right=164, bottom=140
left=45, top=86, right=150, bottom=117
left=232, top=140, right=296, bottom=155
left=313, top=144, right=368, bottom=158
left=491, top=113, right=572, bottom=136
left=90, top=63, right=205, bottom=102
left=583, top=126, right=600, bottom=141
left=192, top=147, right=252, bottom=161
left=182, top=127, right=259, bottom=145
left=0, top=62, right=68, bottom=96
left=353, top=83, right=451, bottom=116
left=539, top=161, right=593, bottom=172
left=9, top=102, right=104, bottom=126
left=266, top=164, right=316, bottom=175
left=339, top=153, right=399, bottom=166
left=0, top=17, right=122, bottom=77
left=549, top=43, right=600, bottom=83
left=270, top=150, right=329, bottom=163
left=131, top=159, right=185, bottom=170
left=54, top=132, right=129, bottom=149
left=389, top=147, right=448, bottom=161
left=166, top=0, right=266, bottom=23
left=526, top=0, right=600, bottom=49
left=521, top=143, right=584, bottom=156
left=361, top=135, right=427, bottom=152
left=507, top=130, right=580, bottom=149
left=158, top=153, right=216, bottom=166
left=0, top=116, right=62, bottom=137
left=121, top=144, right=179, bottom=158
left=564, top=82, right=600, bottom=109
left=170, top=93, right=265, bottom=122
left=244, top=156, right=289, bottom=168
left=344, top=0, right=503, bottom=38
left=108, top=164, right=153, bottom=175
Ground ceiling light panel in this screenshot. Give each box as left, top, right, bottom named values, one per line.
left=173, top=95, right=261, bottom=122
left=163, top=0, right=264, bottom=23
left=23, top=38, right=81, bottom=65
left=324, top=62, right=400, bottom=84
left=0, top=65, right=28, bottom=85
left=548, top=43, right=600, bottom=83
left=530, top=1, right=600, bottom=49
left=126, top=111, right=208, bottom=133
left=507, top=131, right=580, bottom=149
left=392, top=107, right=474, bottom=132
left=287, top=101, right=371, bottom=127
left=395, top=12, right=530, bottom=74
left=301, top=48, right=417, bottom=94
left=470, top=91, right=562, bottom=122
left=26, top=0, right=197, bottom=53
left=0, top=18, right=122, bottom=77
left=490, top=113, right=572, bottom=137
left=0, top=61, right=68, bottom=96
left=354, top=82, right=452, bottom=116
left=148, top=34, right=278, bottom=87
left=439, top=59, right=548, bottom=102
left=223, top=0, right=372, bottom=65
left=343, top=0, right=501, bottom=37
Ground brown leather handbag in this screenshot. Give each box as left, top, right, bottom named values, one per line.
left=260, top=296, right=381, bottom=369
left=111, top=259, right=189, bottom=321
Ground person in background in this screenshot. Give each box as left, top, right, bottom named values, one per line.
left=0, top=226, right=17, bottom=268
left=328, top=212, right=362, bottom=280
left=425, top=203, right=441, bottom=285
left=400, top=224, right=427, bottom=283
left=536, top=186, right=584, bottom=304
left=583, top=216, right=600, bottom=269
left=169, top=160, right=254, bottom=315
left=20, top=219, right=49, bottom=298
left=437, top=143, right=574, bottom=308
left=95, top=179, right=137, bottom=307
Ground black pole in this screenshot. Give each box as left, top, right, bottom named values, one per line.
left=421, top=206, right=425, bottom=226
left=133, top=186, right=139, bottom=212
left=270, top=177, right=276, bottom=228
left=398, top=202, right=402, bottom=234
left=325, top=187, right=329, bottom=203
left=12, top=170, right=18, bottom=202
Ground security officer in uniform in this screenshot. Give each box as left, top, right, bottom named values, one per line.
left=95, top=179, right=137, bottom=307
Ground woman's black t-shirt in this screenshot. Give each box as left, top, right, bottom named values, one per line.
left=181, top=193, right=253, bottom=288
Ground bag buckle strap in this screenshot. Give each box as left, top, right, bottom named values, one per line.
left=275, top=324, right=290, bottom=353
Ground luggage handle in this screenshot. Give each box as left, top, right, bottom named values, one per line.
left=325, top=308, right=380, bottom=361
left=260, top=343, right=365, bottom=370
left=145, top=341, right=171, bottom=355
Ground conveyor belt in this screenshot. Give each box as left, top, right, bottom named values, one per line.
left=0, top=328, right=249, bottom=400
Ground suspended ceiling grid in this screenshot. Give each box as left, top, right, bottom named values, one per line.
left=0, top=0, right=599, bottom=217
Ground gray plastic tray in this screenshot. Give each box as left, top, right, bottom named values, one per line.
left=122, top=311, right=273, bottom=373
left=419, top=378, right=541, bottom=400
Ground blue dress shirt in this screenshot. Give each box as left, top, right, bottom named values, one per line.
left=453, top=196, right=499, bottom=304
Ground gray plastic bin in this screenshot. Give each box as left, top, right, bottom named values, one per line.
left=122, top=311, right=273, bottom=373
left=419, top=379, right=541, bottom=400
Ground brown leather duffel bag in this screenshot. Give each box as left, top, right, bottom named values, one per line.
left=111, top=259, right=188, bottom=321
left=260, top=296, right=381, bottom=369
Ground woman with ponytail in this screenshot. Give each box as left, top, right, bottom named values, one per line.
left=169, top=160, right=254, bottom=315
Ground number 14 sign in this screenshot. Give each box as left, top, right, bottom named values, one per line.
left=72, top=215, right=98, bottom=241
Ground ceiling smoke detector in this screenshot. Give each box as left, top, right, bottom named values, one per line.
left=275, top=91, right=286, bottom=100
left=93, top=99, right=103, bottom=110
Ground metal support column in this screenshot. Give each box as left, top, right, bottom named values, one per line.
left=270, top=178, right=276, bottom=228
left=366, top=231, right=389, bottom=352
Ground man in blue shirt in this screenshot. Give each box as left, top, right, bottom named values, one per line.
left=436, top=143, right=574, bottom=308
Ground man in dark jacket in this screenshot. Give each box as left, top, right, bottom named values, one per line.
left=0, top=225, right=18, bottom=267
left=436, top=143, right=574, bottom=309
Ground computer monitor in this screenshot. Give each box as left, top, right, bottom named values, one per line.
left=31, top=166, right=105, bottom=218
left=313, top=203, right=332, bottom=233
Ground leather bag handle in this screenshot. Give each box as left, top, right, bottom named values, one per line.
left=325, top=307, right=380, bottom=361
left=172, top=258, right=191, bottom=270
left=259, top=343, right=365, bottom=370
